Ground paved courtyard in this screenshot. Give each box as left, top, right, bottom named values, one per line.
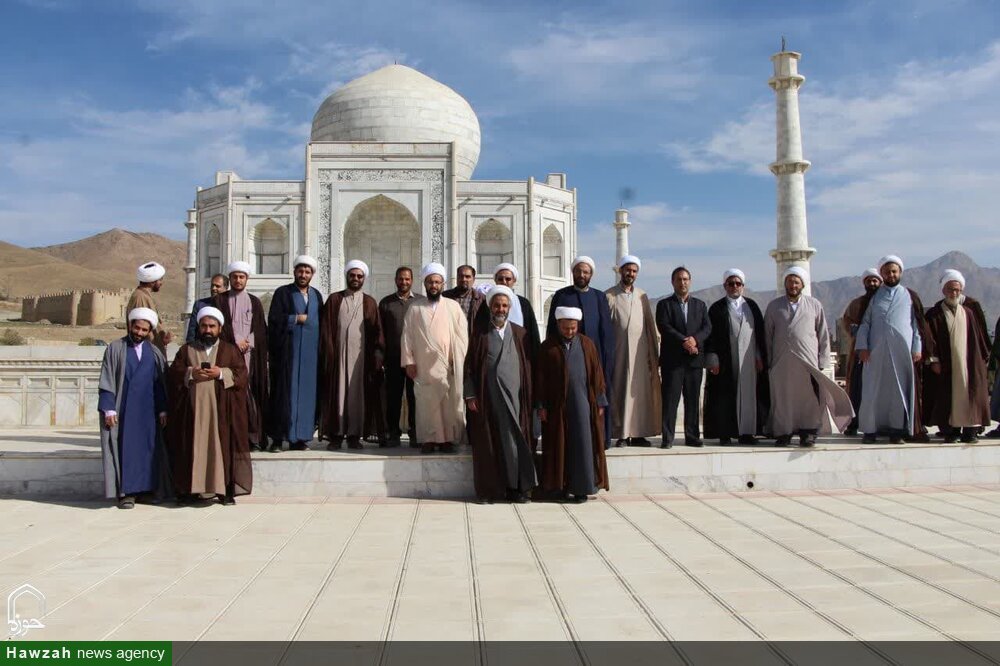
left=5, top=487, right=1000, bottom=660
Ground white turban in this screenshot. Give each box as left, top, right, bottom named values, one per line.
left=344, top=259, right=369, bottom=277
left=878, top=255, right=904, bottom=271
left=486, top=285, right=514, bottom=305
left=294, top=255, right=317, bottom=271
left=940, top=269, right=965, bottom=288
left=618, top=255, right=641, bottom=270
left=862, top=268, right=880, bottom=280
left=225, top=260, right=252, bottom=276
left=127, top=307, right=158, bottom=329
left=783, top=266, right=809, bottom=282
left=493, top=262, right=519, bottom=281
left=571, top=256, right=595, bottom=272
left=421, top=262, right=447, bottom=281
left=196, top=306, right=225, bottom=327
left=554, top=306, right=583, bottom=321
left=723, top=268, right=746, bottom=283
left=136, top=262, right=165, bottom=283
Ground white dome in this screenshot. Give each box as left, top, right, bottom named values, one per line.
left=311, top=65, right=481, bottom=180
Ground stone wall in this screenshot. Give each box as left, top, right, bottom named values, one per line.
left=20, top=289, right=129, bottom=326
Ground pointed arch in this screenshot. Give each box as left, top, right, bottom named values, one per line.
left=250, top=218, right=288, bottom=274
left=344, top=195, right=420, bottom=298
left=542, top=224, right=563, bottom=277
left=475, top=218, right=513, bottom=274
left=205, top=224, right=221, bottom=277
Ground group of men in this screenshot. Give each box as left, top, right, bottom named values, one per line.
left=99, top=251, right=999, bottom=508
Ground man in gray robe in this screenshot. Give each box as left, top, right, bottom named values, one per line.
left=856, top=255, right=923, bottom=444
left=98, top=307, right=170, bottom=508
left=765, top=267, right=853, bottom=446
left=705, top=269, right=769, bottom=445
left=605, top=255, right=661, bottom=446
left=465, top=286, right=537, bottom=503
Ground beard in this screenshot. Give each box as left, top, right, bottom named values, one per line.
left=491, top=313, right=507, bottom=327
left=199, top=332, right=218, bottom=346
left=129, top=333, right=147, bottom=345
left=427, top=292, right=440, bottom=302
left=865, top=285, right=880, bottom=295
left=573, top=277, right=590, bottom=290
left=883, top=275, right=900, bottom=287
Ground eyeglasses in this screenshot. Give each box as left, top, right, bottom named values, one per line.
left=725, top=280, right=744, bottom=287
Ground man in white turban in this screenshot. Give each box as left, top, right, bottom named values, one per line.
left=401, top=262, right=469, bottom=453
left=472, top=263, right=541, bottom=360
left=464, top=284, right=537, bottom=502
left=856, top=256, right=931, bottom=443
left=923, top=269, right=991, bottom=443
left=127, top=261, right=172, bottom=354
left=267, top=255, right=323, bottom=451
left=604, top=255, right=661, bottom=446
left=840, top=268, right=884, bottom=436
left=536, top=305, right=609, bottom=502
left=704, top=268, right=769, bottom=445
left=318, top=259, right=384, bottom=449
left=212, top=260, right=268, bottom=450
left=98, top=307, right=170, bottom=508
left=166, top=306, right=251, bottom=505
left=546, top=255, right=615, bottom=448
left=765, top=266, right=853, bottom=446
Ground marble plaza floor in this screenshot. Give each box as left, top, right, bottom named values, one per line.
left=6, top=486, right=1000, bottom=652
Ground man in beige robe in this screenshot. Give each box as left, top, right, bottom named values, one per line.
left=605, top=255, right=661, bottom=446
left=401, top=262, right=469, bottom=454
left=128, top=261, right=173, bottom=354
left=319, top=260, right=384, bottom=449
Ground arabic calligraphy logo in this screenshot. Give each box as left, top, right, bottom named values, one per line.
left=7, top=584, right=45, bottom=638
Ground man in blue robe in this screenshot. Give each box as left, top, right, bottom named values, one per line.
left=267, top=255, right=323, bottom=451
left=185, top=273, right=228, bottom=343
left=546, top=255, right=615, bottom=448
left=98, top=307, right=170, bottom=509
left=856, top=255, right=928, bottom=443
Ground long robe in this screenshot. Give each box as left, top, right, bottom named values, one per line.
left=400, top=298, right=469, bottom=443
left=704, top=297, right=770, bottom=439
left=536, top=334, right=609, bottom=495
left=842, top=293, right=870, bottom=427
left=212, top=290, right=268, bottom=445
left=465, top=322, right=536, bottom=500
left=605, top=284, right=661, bottom=439
left=992, top=315, right=1000, bottom=422
left=267, top=284, right=322, bottom=443
left=923, top=298, right=991, bottom=429
left=166, top=339, right=251, bottom=497
left=765, top=295, right=853, bottom=436
left=126, top=287, right=168, bottom=355
left=318, top=290, right=384, bottom=440
left=855, top=284, right=923, bottom=435
left=473, top=295, right=541, bottom=361
left=547, top=285, right=615, bottom=446
left=98, top=337, right=170, bottom=499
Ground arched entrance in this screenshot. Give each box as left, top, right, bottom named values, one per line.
left=344, top=195, right=421, bottom=298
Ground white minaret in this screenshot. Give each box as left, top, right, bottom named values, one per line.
left=613, top=207, right=630, bottom=276
left=768, top=44, right=816, bottom=293
left=184, top=205, right=197, bottom=313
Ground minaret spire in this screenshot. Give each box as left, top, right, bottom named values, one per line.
left=613, top=207, right=631, bottom=276
left=768, top=46, right=816, bottom=293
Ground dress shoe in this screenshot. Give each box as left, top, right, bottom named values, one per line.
left=661, top=441, right=673, bottom=449
left=420, top=443, right=436, bottom=455
left=719, top=438, right=732, bottom=446
left=219, top=495, right=235, bottom=506
left=862, top=434, right=877, bottom=444
left=616, top=439, right=628, bottom=447
left=843, top=427, right=858, bottom=437
left=961, top=433, right=978, bottom=444
left=775, top=435, right=792, bottom=447
left=685, top=440, right=703, bottom=447
left=326, top=439, right=343, bottom=451
left=986, top=427, right=1000, bottom=440
left=118, top=495, right=136, bottom=510
left=289, top=441, right=308, bottom=451
left=905, top=432, right=930, bottom=444
left=943, top=435, right=959, bottom=443
left=738, top=435, right=757, bottom=445
left=631, top=437, right=652, bottom=447
left=267, top=440, right=284, bottom=453
left=250, top=443, right=262, bottom=452
left=888, top=434, right=904, bottom=444
left=347, top=437, right=363, bottom=449
left=383, top=436, right=402, bottom=448
left=799, top=433, right=817, bottom=447
left=440, top=442, right=456, bottom=454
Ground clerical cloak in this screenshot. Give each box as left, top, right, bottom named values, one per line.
left=536, top=334, right=609, bottom=495
left=605, top=284, right=661, bottom=439
left=212, top=290, right=269, bottom=444
left=923, top=298, right=991, bottom=429
left=318, top=290, right=385, bottom=440
left=465, top=321, right=536, bottom=501
left=166, top=339, right=251, bottom=497
left=267, top=284, right=322, bottom=443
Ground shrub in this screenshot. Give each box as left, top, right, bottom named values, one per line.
left=78, top=337, right=97, bottom=346
left=0, top=329, right=26, bottom=346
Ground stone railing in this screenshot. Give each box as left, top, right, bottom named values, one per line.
left=0, top=346, right=105, bottom=427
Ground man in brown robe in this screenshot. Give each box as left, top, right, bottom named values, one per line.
left=465, top=286, right=536, bottom=504
left=841, top=268, right=882, bottom=436
left=212, top=261, right=268, bottom=451
left=128, top=261, right=173, bottom=354
left=536, top=306, right=608, bottom=503
left=924, top=270, right=991, bottom=443
left=605, top=255, right=661, bottom=447
left=166, top=306, right=251, bottom=505
left=319, top=260, right=385, bottom=450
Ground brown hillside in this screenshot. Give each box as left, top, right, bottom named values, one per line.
left=31, top=228, right=187, bottom=314
left=0, top=241, right=125, bottom=299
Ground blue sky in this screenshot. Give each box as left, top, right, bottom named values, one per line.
left=1, top=0, right=999, bottom=290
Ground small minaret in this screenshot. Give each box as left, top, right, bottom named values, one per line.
left=613, top=207, right=630, bottom=276
left=768, top=42, right=816, bottom=293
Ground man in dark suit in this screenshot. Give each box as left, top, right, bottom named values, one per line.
left=655, top=266, right=711, bottom=448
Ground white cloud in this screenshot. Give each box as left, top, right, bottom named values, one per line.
left=666, top=41, right=1000, bottom=277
